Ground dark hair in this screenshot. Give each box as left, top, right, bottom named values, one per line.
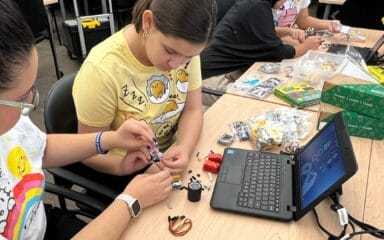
left=0, top=0, right=34, bottom=91
left=132, top=0, right=217, bottom=43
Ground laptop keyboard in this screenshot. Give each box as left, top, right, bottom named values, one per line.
left=237, top=152, right=281, bottom=212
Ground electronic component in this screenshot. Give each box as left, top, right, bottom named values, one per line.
left=203, top=160, right=220, bottom=173
left=168, top=216, right=192, bottom=236
left=171, top=175, right=183, bottom=190
left=187, top=181, right=202, bottom=202
left=217, top=133, right=235, bottom=146
left=149, top=151, right=162, bottom=164
left=208, top=153, right=222, bottom=164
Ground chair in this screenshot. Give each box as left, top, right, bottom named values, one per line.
left=44, top=72, right=119, bottom=218
left=14, top=0, right=63, bottom=79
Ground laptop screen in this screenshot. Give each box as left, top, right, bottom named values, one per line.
left=299, top=122, right=346, bottom=209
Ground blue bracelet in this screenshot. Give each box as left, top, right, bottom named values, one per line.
left=96, top=130, right=108, bottom=154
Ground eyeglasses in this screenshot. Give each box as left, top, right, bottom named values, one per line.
left=0, top=87, right=39, bottom=116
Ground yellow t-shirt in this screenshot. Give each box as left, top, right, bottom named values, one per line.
left=73, top=29, right=202, bottom=153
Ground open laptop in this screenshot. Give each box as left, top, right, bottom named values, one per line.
left=210, top=113, right=358, bottom=221
left=327, top=34, right=384, bottom=65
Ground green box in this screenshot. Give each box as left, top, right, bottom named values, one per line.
left=318, top=103, right=384, bottom=140
left=321, top=74, right=384, bottom=120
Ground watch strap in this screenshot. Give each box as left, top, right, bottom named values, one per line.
left=116, top=194, right=141, bottom=218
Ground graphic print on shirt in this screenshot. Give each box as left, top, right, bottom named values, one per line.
left=151, top=71, right=187, bottom=125
left=276, top=0, right=301, bottom=27
left=176, top=69, right=189, bottom=93
left=120, top=78, right=149, bottom=113
left=7, top=147, right=31, bottom=179
left=151, top=70, right=188, bottom=141
left=146, top=74, right=170, bottom=104
left=0, top=174, right=16, bottom=235
left=1, top=146, right=44, bottom=240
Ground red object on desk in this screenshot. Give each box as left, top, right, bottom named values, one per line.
left=208, top=153, right=222, bottom=163
left=203, top=160, right=220, bottom=173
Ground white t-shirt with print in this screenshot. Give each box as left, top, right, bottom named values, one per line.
left=0, top=116, right=47, bottom=240
left=273, top=0, right=311, bottom=27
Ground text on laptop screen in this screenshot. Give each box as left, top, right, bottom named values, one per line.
left=299, top=123, right=346, bottom=209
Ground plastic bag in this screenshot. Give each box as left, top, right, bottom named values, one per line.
left=292, top=50, right=347, bottom=89
left=247, top=108, right=313, bottom=151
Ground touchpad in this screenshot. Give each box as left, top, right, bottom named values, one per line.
left=224, top=166, right=242, bottom=185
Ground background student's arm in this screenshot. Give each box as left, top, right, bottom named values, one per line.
left=293, top=35, right=322, bottom=57
left=276, top=27, right=305, bottom=42
left=295, top=8, right=339, bottom=32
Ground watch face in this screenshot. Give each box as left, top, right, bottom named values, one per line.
left=131, top=200, right=141, bottom=216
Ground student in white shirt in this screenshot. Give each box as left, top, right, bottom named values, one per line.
left=0, top=0, right=172, bottom=239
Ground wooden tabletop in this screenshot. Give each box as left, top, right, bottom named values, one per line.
left=121, top=94, right=374, bottom=239
left=319, top=0, right=346, bottom=5
left=43, top=0, right=58, bottom=6
left=362, top=140, right=384, bottom=240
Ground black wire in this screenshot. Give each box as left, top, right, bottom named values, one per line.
left=329, top=193, right=384, bottom=239
left=341, top=230, right=384, bottom=240
left=312, top=208, right=347, bottom=240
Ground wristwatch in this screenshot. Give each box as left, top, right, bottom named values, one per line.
left=116, top=194, right=142, bottom=218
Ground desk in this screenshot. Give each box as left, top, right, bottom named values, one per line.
left=228, top=28, right=384, bottom=111
left=319, top=0, right=346, bottom=19
left=121, top=94, right=373, bottom=239
left=43, top=0, right=61, bottom=45
left=43, top=0, right=58, bottom=5
left=363, top=140, right=384, bottom=240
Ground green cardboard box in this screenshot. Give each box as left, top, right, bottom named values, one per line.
left=321, top=74, right=384, bottom=120
left=318, top=103, right=384, bottom=140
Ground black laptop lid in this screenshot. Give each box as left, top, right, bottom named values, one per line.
left=366, top=34, right=384, bottom=64
left=293, top=113, right=358, bottom=220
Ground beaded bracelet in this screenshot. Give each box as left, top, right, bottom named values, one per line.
left=96, top=130, right=108, bottom=154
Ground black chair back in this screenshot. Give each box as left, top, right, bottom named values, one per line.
left=44, top=72, right=78, bottom=134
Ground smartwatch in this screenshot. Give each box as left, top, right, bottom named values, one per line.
left=116, top=194, right=142, bottom=218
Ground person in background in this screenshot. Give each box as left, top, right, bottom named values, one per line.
left=0, top=1, right=172, bottom=239
left=336, top=0, right=384, bottom=30
left=273, top=0, right=341, bottom=43
left=201, top=0, right=321, bottom=107
left=72, top=0, right=217, bottom=192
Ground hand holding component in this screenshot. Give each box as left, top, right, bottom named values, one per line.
left=325, top=20, right=341, bottom=33
left=302, top=35, right=322, bottom=50
left=161, top=144, right=190, bottom=175
left=120, top=148, right=150, bottom=175
left=291, top=28, right=306, bottom=43
left=108, top=118, right=157, bottom=151
left=123, top=169, right=172, bottom=208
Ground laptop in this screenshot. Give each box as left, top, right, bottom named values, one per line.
left=327, top=34, right=384, bottom=65
left=210, top=113, right=358, bottom=221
